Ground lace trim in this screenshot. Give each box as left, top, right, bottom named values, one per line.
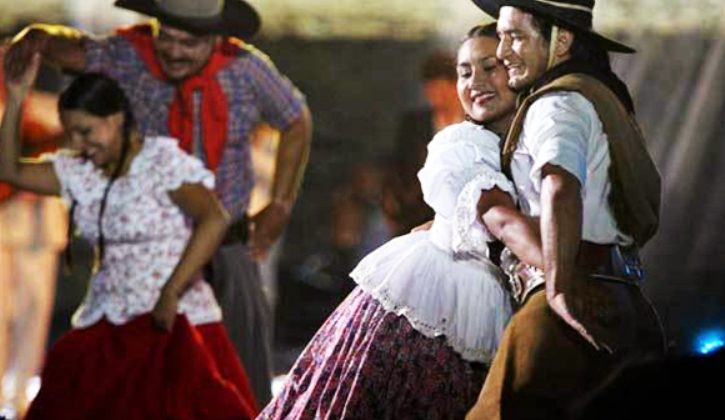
left=357, top=282, right=496, bottom=363
left=351, top=258, right=500, bottom=363
left=452, top=169, right=517, bottom=256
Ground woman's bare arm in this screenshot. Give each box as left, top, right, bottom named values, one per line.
left=477, top=187, right=542, bottom=268
left=151, top=183, right=230, bottom=330
left=0, top=53, right=61, bottom=195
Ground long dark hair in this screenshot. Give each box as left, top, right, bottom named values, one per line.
left=60, top=73, right=136, bottom=271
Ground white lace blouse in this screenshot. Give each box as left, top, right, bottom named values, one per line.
left=50, top=136, right=222, bottom=329
left=350, top=121, right=516, bottom=363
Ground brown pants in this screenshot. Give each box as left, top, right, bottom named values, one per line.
left=466, top=282, right=664, bottom=420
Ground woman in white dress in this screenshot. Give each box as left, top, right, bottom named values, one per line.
left=260, top=24, right=541, bottom=419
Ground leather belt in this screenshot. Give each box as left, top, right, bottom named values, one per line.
left=577, top=241, right=645, bottom=285
left=503, top=241, right=645, bottom=304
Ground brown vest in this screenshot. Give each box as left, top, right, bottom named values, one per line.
left=502, top=73, right=661, bottom=247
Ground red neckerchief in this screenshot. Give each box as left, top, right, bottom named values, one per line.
left=118, top=24, right=239, bottom=171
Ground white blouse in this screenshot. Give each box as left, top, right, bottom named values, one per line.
left=50, top=136, right=222, bottom=328
left=350, top=122, right=515, bottom=363
left=510, top=91, right=634, bottom=245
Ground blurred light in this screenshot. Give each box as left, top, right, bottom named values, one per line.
left=26, top=376, right=41, bottom=403
left=271, top=374, right=288, bottom=398
left=695, top=330, right=725, bottom=355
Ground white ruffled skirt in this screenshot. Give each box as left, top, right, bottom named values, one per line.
left=350, top=228, right=512, bottom=363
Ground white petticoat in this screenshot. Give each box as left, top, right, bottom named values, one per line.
left=350, top=227, right=513, bottom=364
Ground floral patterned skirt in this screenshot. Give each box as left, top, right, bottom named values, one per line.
left=259, top=288, right=488, bottom=419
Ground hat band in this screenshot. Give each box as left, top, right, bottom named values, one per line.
left=530, top=0, right=593, bottom=13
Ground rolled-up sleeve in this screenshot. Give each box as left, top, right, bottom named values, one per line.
left=524, top=92, right=595, bottom=192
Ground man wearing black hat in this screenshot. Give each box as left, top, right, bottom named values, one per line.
left=5, top=0, right=312, bottom=407
left=466, top=1, right=665, bottom=418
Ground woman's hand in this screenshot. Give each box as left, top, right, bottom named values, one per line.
left=151, top=288, right=179, bottom=331
left=3, top=51, right=41, bottom=102
left=4, top=27, right=48, bottom=82
left=0, top=49, right=61, bottom=194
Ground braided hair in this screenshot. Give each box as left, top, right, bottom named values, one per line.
left=59, top=73, right=137, bottom=272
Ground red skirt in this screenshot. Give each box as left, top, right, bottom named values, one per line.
left=25, top=314, right=259, bottom=420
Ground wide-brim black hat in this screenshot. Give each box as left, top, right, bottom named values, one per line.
left=471, top=0, right=635, bottom=53
left=115, top=0, right=261, bottom=39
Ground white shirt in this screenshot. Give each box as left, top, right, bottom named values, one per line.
left=50, top=137, right=223, bottom=328
left=418, top=121, right=517, bottom=256
left=350, top=122, right=515, bottom=362
left=510, top=91, right=633, bottom=245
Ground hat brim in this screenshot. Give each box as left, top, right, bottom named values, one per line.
left=471, top=0, right=635, bottom=53
left=114, top=0, right=260, bottom=39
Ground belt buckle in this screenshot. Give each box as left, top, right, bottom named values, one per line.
left=501, top=248, right=523, bottom=300
left=501, top=248, right=544, bottom=304
left=611, top=245, right=645, bottom=283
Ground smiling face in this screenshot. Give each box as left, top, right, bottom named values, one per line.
left=456, top=35, right=517, bottom=135
left=61, top=110, right=125, bottom=174
left=495, top=6, right=552, bottom=91
left=152, top=24, right=217, bottom=82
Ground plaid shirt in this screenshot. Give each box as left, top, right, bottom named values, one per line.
left=84, top=34, right=306, bottom=221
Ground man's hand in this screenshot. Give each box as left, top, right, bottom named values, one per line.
left=151, top=288, right=179, bottom=331
left=248, top=200, right=290, bottom=260
left=540, top=164, right=615, bottom=353
left=547, top=289, right=614, bottom=353
left=252, top=107, right=311, bottom=260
